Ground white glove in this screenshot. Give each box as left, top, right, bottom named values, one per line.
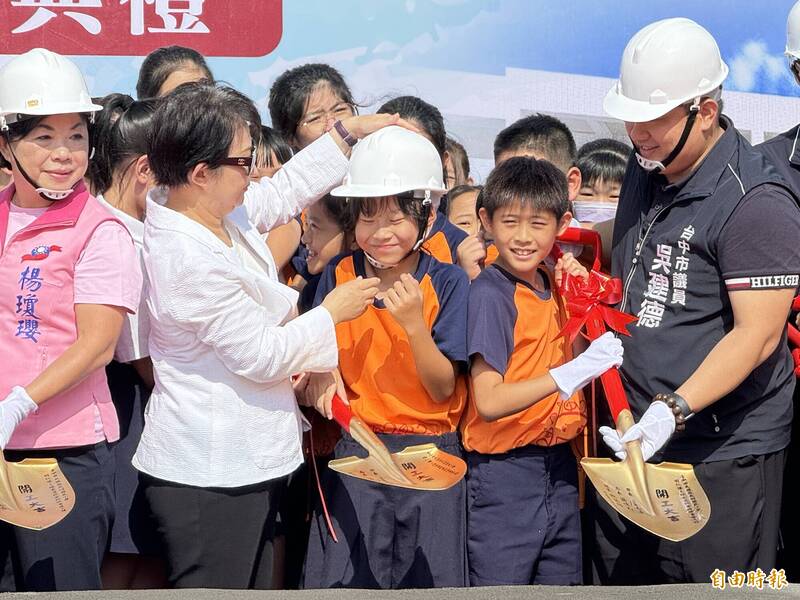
left=0, top=386, right=37, bottom=450
left=599, top=400, right=676, bottom=462
left=549, top=332, right=624, bottom=399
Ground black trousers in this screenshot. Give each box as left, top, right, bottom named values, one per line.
left=142, top=473, right=285, bottom=589
left=585, top=449, right=785, bottom=584
left=0, top=441, right=116, bottom=592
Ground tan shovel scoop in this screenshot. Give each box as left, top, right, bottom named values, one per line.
left=551, top=232, right=711, bottom=541
left=327, top=394, right=466, bottom=490
left=582, top=390, right=711, bottom=542
left=0, top=453, right=75, bottom=530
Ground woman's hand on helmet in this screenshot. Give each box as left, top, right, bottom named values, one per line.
left=337, top=113, right=421, bottom=143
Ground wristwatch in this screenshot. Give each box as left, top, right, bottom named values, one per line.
left=654, top=392, right=694, bottom=431
left=333, top=120, right=358, bottom=147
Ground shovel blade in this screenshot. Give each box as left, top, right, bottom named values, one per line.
left=329, top=443, right=466, bottom=491
left=582, top=457, right=710, bottom=542
left=0, top=457, right=75, bottom=530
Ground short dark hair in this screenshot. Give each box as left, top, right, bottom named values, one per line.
left=446, top=136, right=470, bottom=186
left=446, top=184, right=482, bottom=216
left=148, top=82, right=261, bottom=188
left=575, top=138, right=631, bottom=188
left=347, top=194, right=429, bottom=235
left=255, top=125, right=293, bottom=171
left=268, top=63, right=355, bottom=144
left=482, top=157, right=569, bottom=221
left=87, top=94, right=158, bottom=195
left=493, top=114, right=576, bottom=172
left=318, top=194, right=353, bottom=233
left=136, top=45, right=213, bottom=100
left=377, top=96, right=446, bottom=158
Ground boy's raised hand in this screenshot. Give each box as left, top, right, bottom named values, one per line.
left=383, top=273, right=426, bottom=332
left=456, top=232, right=487, bottom=281
left=554, top=252, right=589, bottom=289
left=549, top=332, right=624, bottom=399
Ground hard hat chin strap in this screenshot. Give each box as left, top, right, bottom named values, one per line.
left=634, top=98, right=701, bottom=173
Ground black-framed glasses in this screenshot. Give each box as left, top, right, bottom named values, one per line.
left=218, top=152, right=255, bottom=176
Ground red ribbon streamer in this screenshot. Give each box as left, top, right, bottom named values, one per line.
left=551, top=229, right=635, bottom=420
left=558, top=270, right=637, bottom=344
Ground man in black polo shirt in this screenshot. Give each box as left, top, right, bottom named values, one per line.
left=588, top=17, right=800, bottom=584
left=755, top=0, right=800, bottom=581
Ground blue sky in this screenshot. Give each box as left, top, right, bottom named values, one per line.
left=64, top=0, right=800, bottom=106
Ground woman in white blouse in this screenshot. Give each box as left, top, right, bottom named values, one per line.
left=133, top=82, right=400, bottom=589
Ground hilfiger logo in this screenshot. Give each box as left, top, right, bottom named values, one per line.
left=725, top=274, right=800, bottom=290
left=21, top=245, right=62, bottom=262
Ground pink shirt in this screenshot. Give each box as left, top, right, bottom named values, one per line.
left=5, top=203, right=139, bottom=312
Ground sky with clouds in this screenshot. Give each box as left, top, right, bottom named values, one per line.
left=1, top=1, right=795, bottom=179
left=10, top=0, right=793, bottom=124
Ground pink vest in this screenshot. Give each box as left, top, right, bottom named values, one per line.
left=0, top=183, right=122, bottom=449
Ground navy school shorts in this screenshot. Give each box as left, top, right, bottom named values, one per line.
left=466, top=442, right=582, bottom=586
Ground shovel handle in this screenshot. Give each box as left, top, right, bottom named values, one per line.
left=788, top=322, right=800, bottom=348
left=554, top=227, right=603, bottom=272
left=330, top=393, right=352, bottom=433
left=549, top=237, right=631, bottom=423
left=586, top=315, right=631, bottom=422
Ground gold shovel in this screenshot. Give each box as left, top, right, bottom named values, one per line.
left=581, top=367, right=711, bottom=542
left=0, top=453, right=75, bottom=530
left=549, top=233, right=711, bottom=543
left=327, top=394, right=466, bottom=490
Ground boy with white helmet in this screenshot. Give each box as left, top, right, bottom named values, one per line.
left=0, top=49, right=141, bottom=591
left=302, top=126, right=470, bottom=589
left=589, top=18, right=800, bottom=583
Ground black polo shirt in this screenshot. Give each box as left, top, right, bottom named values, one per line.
left=757, top=125, right=800, bottom=198
left=611, top=116, right=800, bottom=463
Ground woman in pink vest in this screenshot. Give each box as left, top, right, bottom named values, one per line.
left=0, top=49, right=141, bottom=592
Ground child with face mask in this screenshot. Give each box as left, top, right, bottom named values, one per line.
left=573, top=138, right=630, bottom=224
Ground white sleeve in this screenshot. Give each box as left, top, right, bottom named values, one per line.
left=165, top=262, right=339, bottom=383
left=244, top=132, right=349, bottom=233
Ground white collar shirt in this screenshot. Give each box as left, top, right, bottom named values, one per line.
left=133, top=133, right=346, bottom=487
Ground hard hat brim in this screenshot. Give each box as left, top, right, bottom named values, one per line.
left=602, top=86, right=684, bottom=124
left=1, top=101, right=103, bottom=122
left=331, top=182, right=447, bottom=198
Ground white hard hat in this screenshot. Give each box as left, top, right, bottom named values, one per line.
left=331, top=125, right=446, bottom=200
left=0, top=48, right=102, bottom=129
left=787, top=1, right=800, bottom=60
left=603, top=18, right=728, bottom=123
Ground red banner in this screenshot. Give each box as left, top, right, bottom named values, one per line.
left=0, top=1, right=282, bottom=57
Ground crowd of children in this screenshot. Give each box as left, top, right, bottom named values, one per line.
left=2, top=9, right=800, bottom=594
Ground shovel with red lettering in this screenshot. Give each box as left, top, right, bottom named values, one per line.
left=327, top=394, right=466, bottom=490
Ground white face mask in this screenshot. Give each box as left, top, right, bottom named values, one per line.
left=573, top=201, right=618, bottom=224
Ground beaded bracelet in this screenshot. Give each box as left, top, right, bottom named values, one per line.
left=654, top=392, right=694, bottom=432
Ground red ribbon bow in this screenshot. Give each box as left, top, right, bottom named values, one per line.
left=558, top=270, right=637, bottom=344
